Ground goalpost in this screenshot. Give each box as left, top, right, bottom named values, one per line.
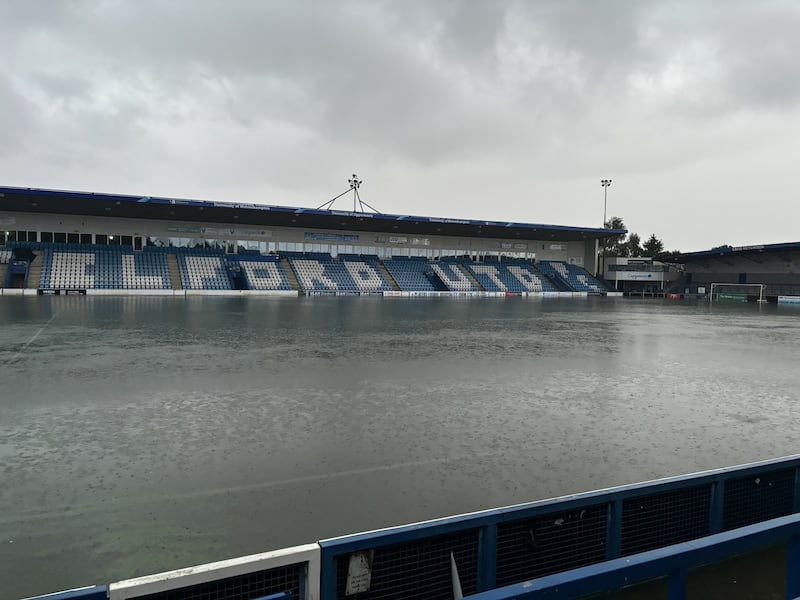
left=709, top=283, right=767, bottom=303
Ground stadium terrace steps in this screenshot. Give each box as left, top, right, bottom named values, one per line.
left=167, top=254, right=182, bottom=290
left=26, top=260, right=42, bottom=288
left=460, top=265, right=485, bottom=291
left=281, top=258, right=301, bottom=292
left=375, top=260, right=401, bottom=291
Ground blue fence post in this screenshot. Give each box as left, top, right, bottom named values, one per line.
left=793, top=467, right=800, bottom=513
left=319, top=546, right=337, bottom=600
left=479, top=523, right=497, bottom=591
left=710, top=478, right=725, bottom=534
left=667, top=567, right=688, bottom=600
left=787, top=534, right=800, bottom=599
left=606, top=499, right=622, bottom=559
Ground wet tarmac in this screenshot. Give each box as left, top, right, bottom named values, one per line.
left=1, top=296, right=798, bottom=598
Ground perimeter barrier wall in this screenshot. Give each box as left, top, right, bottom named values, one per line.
left=25, top=455, right=800, bottom=600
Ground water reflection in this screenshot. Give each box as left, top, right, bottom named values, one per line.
left=0, top=296, right=798, bottom=597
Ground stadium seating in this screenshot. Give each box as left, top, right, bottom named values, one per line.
left=238, top=257, right=294, bottom=291
left=39, top=246, right=171, bottom=289
left=430, top=262, right=477, bottom=291
left=178, top=253, right=233, bottom=290
left=287, top=254, right=392, bottom=293
left=536, top=261, right=607, bottom=293
left=382, top=257, right=437, bottom=291
left=464, top=262, right=556, bottom=293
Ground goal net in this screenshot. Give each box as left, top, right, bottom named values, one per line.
left=709, top=283, right=766, bottom=303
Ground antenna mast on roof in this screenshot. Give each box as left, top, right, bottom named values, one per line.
left=316, top=174, right=381, bottom=214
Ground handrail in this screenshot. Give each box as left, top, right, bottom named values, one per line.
left=463, top=513, right=800, bottom=599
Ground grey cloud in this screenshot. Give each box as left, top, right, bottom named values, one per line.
left=0, top=76, right=37, bottom=157
left=2, top=1, right=800, bottom=249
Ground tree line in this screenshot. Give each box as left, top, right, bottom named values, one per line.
left=602, top=216, right=679, bottom=259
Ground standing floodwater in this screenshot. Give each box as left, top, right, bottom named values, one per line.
left=1, top=296, right=799, bottom=598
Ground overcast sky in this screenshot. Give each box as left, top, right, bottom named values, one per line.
left=2, top=1, right=799, bottom=251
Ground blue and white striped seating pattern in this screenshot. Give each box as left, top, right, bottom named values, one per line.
left=289, top=255, right=392, bottom=292
left=465, top=262, right=556, bottom=292
left=238, top=259, right=294, bottom=291
left=382, top=258, right=436, bottom=291
left=430, top=263, right=477, bottom=291
left=537, top=260, right=606, bottom=293
left=179, top=254, right=233, bottom=290
left=40, top=248, right=171, bottom=289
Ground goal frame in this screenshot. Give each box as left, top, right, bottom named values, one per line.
left=709, top=282, right=767, bottom=303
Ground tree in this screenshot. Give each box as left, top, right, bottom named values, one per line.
left=625, top=233, right=643, bottom=257
left=655, top=249, right=682, bottom=261
left=601, top=217, right=676, bottom=261
left=642, top=233, right=665, bottom=257
left=602, top=216, right=628, bottom=257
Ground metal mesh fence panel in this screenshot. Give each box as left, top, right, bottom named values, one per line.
left=333, top=529, right=479, bottom=600
left=723, top=468, right=795, bottom=531
left=621, top=485, right=711, bottom=555
left=129, top=563, right=304, bottom=600
left=495, top=503, right=608, bottom=586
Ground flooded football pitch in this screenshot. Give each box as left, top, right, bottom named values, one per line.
left=1, top=296, right=798, bottom=598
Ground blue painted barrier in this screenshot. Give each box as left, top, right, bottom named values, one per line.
left=318, top=454, right=800, bottom=599
left=462, top=513, right=800, bottom=599
left=24, top=454, right=800, bottom=600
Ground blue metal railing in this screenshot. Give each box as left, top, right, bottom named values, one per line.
left=462, top=513, right=800, bottom=600
left=24, top=454, right=800, bottom=600
left=318, top=454, right=800, bottom=599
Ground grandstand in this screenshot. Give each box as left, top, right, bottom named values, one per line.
left=0, top=185, right=622, bottom=296
left=536, top=260, right=607, bottom=293
left=665, top=241, right=800, bottom=301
